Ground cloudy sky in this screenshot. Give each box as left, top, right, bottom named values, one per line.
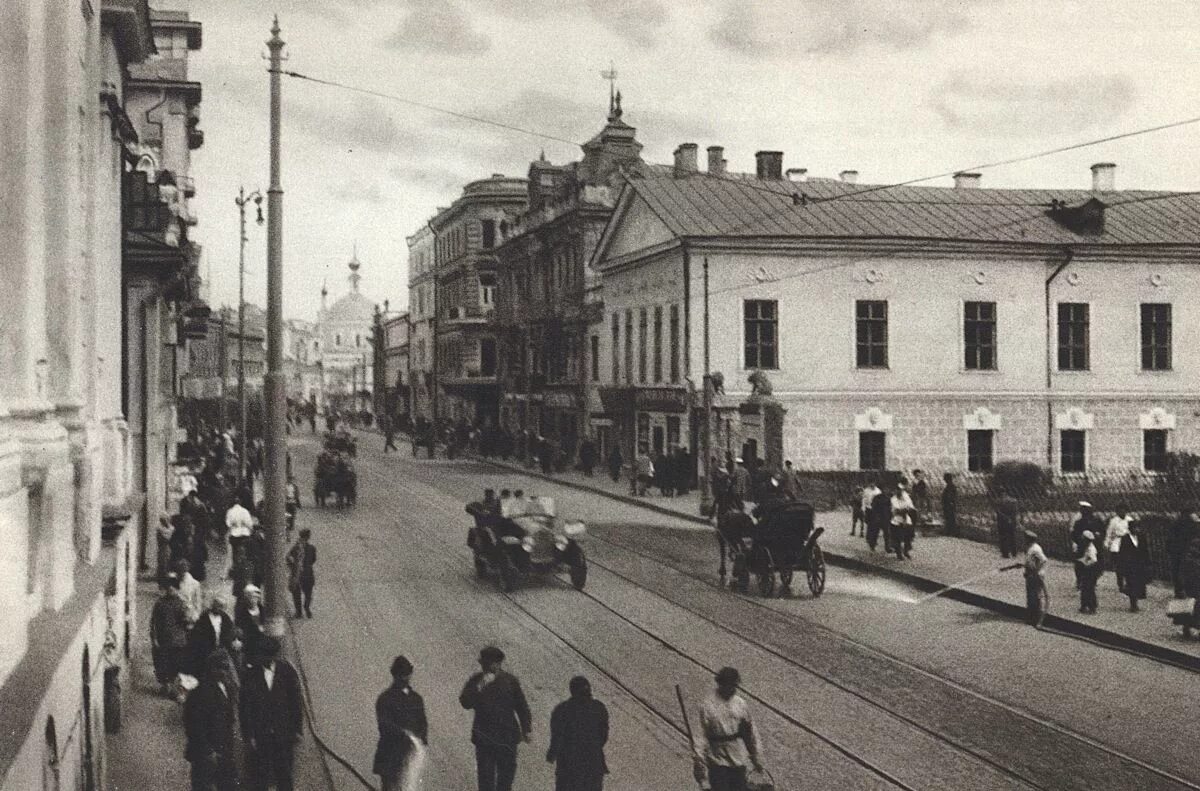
left=176, top=0, right=1200, bottom=320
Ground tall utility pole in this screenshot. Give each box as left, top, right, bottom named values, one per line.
left=262, top=17, right=287, bottom=637
left=234, top=186, right=263, bottom=487
left=699, top=256, right=714, bottom=517
left=217, top=311, right=228, bottom=432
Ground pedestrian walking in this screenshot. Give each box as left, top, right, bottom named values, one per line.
left=1118, top=520, right=1151, bottom=612
left=1167, top=510, right=1198, bottom=598
left=224, top=498, right=254, bottom=580
left=994, top=490, right=1020, bottom=559
left=373, top=655, right=429, bottom=791
left=1018, top=530, right=1048, bottom=626
left=866, top=485, right=891, bottom=553
left=169, top=514, right=195, bottom=577
left=941, top=473, right=958, bottom=536
left=579, top=438, right=597, bottom=477
left=1179, top=534, right=1200, bottom=638
left=606, top=445, right=623, bottom=483
left=176, top=559, right=203, bottom=624
left=1077, top=530, right=1101, bottom=614
left=189, top=595, right=237, bottom=677
left=287, top=528, right=317, bottom=618
left=693, top=667, right=763, bottom=791
left=239, top=636, right=304, bottom=791
left=635, top=451, right=654, bottom=497
left=285, top=474, right=301, bottom=539
left=857, top=481, right=880, bottom=539
left=1103, top=504, right=1132, bottom=592
left=890, top=482, right=917, bottom=560
left=458, top=645, right=532, bottom=791
left=235, top=584, right=266, bottom=666
left=382, top=415, right=399, bottom=453
left=547, top=676, right=608, bottom=791
left=731, top=458, right=751, bottom=507
left=184, top=649, right=240, bottom=791
left=149, top=575, right=190, bottom=696
left=156, top=515, right=175, bottom=581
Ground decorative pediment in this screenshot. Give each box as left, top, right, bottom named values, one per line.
left=1139, top=407, right=1176, bottom=431
left=963, top=406, right=1002, bottom=431
left=854, top=407, right=893, bottom=431
left=1054, top=407, right=1094, bottom=430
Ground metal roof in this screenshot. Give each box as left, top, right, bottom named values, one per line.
left=628, top=174, right=1200, bottom=246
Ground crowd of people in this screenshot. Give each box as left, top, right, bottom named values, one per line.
left=370, top=646, right=765, bottom=791
left=149, top=422, right=319, bottom=790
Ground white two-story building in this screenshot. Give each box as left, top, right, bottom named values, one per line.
left=592, top=147, right=1200, bottom=478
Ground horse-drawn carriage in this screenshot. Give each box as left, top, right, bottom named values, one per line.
left=314, top=450, right=357, bottom=507
left=716, top=500, right=826, bottom=597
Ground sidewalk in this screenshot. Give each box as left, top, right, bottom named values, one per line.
left=467, top=451, right=1200, bottom=670
left=107, top=546, right=335, bottom=790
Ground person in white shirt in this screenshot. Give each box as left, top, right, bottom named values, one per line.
left=1077, top=530, right=1100, bottom=614
left=694, top=667, right=762, bottom=791
left=224, top=500, right=254, bottom=579
left=175, top=559, right=203, bottom=623
left=1020, top=530, right=1048, bottom=626
left=890, top=483, right=917, bottom=560
left=857, top=483, right=880, bottom=538
left=1104, top=506, right=1132, bottom=593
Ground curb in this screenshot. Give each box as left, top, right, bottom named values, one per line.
left=468, top=453, right=1200, bottom=673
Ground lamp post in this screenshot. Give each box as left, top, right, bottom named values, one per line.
left=263, top=17, right=288, bottom=637
left=234, top=185, right=263, bottom=487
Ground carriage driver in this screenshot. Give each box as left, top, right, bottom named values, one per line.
left=694, top=667, right=763, bottom=791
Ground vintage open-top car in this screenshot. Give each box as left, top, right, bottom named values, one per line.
left=468, top=496, right=588, bottom=592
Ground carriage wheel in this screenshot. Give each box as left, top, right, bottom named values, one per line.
left=807, top=545, right=826, bottom=597
left=755, top=548, right=775, bottom=598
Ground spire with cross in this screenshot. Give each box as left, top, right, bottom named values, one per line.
left=601, top=61, right=619, bottom=119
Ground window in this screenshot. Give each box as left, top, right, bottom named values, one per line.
left=591, top=335, right=600, bottom=382
left=964, top=301, right=997, bottom=370
left=480, top=338, right=496, bottom=376
left=611, top=313, right=620, bottom=383
left=967, top=429, right=994, bottom=472
left=481, top=219, right=496, bottom=249
left=669, top=305, right=681, bottom=383
left=744, top=300, right=778, bottom=369
left=666, top=416, right=681, bottom=449
left=638, top=308, right=648, bottom=383
left=859, top=431, right=886, bottom=471
left=479, top=273, right=496, bottom=307
left=653, top=306, right=663, bottom=383
left=1144, top=429, right=1169, bottom=472
left=1057, top=303, right=1089, bottom=371
left=1060, top=429, right=1086, bottom=473
left=1141, top=303, right=1171, bottom=371
left=856, top=300, right=888, bottom=368
left=624, top=310, right=633, bottom=385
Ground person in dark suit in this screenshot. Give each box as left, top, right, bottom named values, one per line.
left=1118, top=520, right=1152, bottom=612
left=459, top=646, right=532, bottom=791
left=287, top=529, right=317, bottom=618
left=184, top=649, right=240, bottom=791
left=547, top=676, right=609, bottom=791
left=240, top=636, right=304, bottom=791
left=189, top=595, right=237, bottom=677
left=373, top=655, right=429, bottom=791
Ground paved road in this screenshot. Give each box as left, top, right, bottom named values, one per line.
left=291, top=434, right=1200, bottom=791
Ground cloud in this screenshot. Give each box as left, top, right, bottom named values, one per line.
left=930, top=73, right=1136, bottom=136
left=327, top=177, right=388, bottom=204
left=389, top=164, right=477, bottom=194
left=584, top=0, right=668, bottom=48
left=383, top=0, right=491, bottom=55
left=708, top=0, right=968, bottom=58
left=290, top=95, right=430, bottom=154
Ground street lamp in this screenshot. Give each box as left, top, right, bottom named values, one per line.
left=235, top=185, right=264, bottom=488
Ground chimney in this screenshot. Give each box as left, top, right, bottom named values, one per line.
left=1091, top=162, right=1115, bottom=192
left=785, top=168, right=807, bottom=181
left=673, top=143, right=698, bottom=177
left=755, top=151, right=783, bottom=180
left=953, top=171, right=982, bottom=189
left=839, top=170, right=859, bottom=185
left=707, top=145, right=726, bottom=176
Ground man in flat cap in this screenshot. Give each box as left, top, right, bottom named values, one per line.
left=374, top=655, right=428, bottom=791
left=459, top=646, right=532, bottom=791
left=547, top=675, right=609, bottom=791
left=240, top=636, right=303, bottom=791
left=1071, top=501, right=1105, bottom=590
left=694, top=667, right=762, bottom=791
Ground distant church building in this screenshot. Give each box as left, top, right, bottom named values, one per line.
left=317, top=250, right=378, bottom=414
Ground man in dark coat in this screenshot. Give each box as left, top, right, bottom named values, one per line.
left=150, top=576, right=190, bottom=694
left=1118, top=520, right=1152, bottom=612
left=287, top=529, right=318, bottom=618
left=1167, top=510, right=1197, bottom=598
left=459, top=645, right=532, bottom=791
left=579, top=439, right=597, bottom=477
left=189, top=595, right=237, bottom=676
left=606, top=445, right=623, bottom=483
left=941, top=473, right=958, bottom=536
left=547, top=676, right=609, bottom=791
left=240, top=636, right=304, bottom=791
left=373, top=655, right=429, bottom=791
left=994, top=491, right=1021, bottom=559
left=866, top=487, right=892, bottom=553
left=184, top=649, right=240, bottom=791
left=1071, top=502, right=1105, bottom=588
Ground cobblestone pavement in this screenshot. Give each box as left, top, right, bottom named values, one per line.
left=291, top=434, right=1199, bottom=791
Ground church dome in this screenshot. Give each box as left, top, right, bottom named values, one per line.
left=323, top=248, right=376, bottom=323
